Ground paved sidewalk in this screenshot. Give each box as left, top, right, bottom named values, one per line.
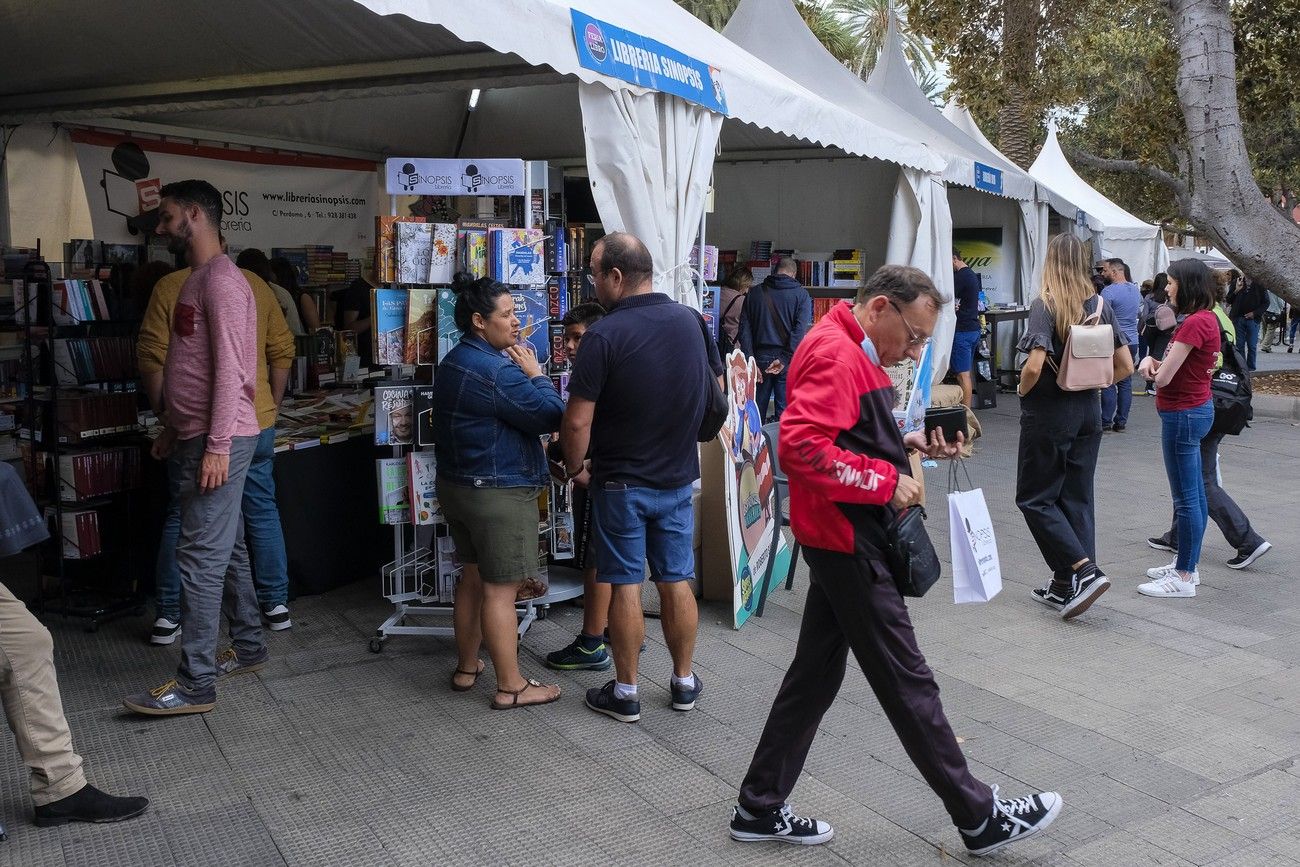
left=0, top=394, right=1296, bottom=865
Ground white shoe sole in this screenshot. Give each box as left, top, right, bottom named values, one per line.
left=585, top=698, right=640, bottom=723
left=1138, top=584, right=1196, bottom=598
left=966, top=796, right=1063, bottom=857
left=149, top=632, right=180, bottom=646
left=730, top=828, right=835, bottom=845
left=265, top=619, right=292, bottom=631
left=1227, top=541, right=1271, bottom=570
left=1062, top=577, right=1109, bottom=620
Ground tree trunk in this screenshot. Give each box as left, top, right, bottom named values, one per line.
left=1170, top=0, right=1300, bottom=306
left=997, top=0, right=1037, bottom=168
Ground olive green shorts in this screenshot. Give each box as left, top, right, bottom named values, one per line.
left=436, top=482, right=541, bottom=584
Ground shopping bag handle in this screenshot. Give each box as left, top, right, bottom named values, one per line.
left=947, top=457, right=974, bottom=494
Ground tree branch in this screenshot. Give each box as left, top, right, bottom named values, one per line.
left=1063, top=146, right=1189, bottom=197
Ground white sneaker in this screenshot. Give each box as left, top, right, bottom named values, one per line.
left=262, top=604, right=293, bottom=631
left=1138, top=576, right=1197, bottom=598
left=1146, top=562, right=1199, bottom=585
left=149, top=617, right=181, bottom=646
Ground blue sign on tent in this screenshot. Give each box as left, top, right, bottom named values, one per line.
left=571, top=9, right=728, bottom=115
left=973, top=162, right=1004, bottom=195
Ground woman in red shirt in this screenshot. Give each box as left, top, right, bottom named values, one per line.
left=1136, top=259, right=1219, bottom=597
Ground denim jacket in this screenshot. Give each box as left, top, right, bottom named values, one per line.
left=431, top=335, right=564, bottom=488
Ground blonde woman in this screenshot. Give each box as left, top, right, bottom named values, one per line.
left=1015, top=234, right=1133, bottom=619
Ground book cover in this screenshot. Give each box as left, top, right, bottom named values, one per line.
left=371, top=288, right=409, bottom=365
left=414, top=385, right=435, bottom=446
left=548, top=323, right=569, bottom=374
left=700, top=285, right=720, bottom=339
left=511, top=290, right=549, bottom=366
left=427, top=223, right=457, bottom=284
left=458, top=229, right=488, bottom=279
left=335, top=330, right=358, bottom=373
left=408, top=450, right=439, bottom=525
left=373, top=384, right=415, bottom=446
left=437, top=288, right=460, bottom=363
left=404, top=288, right=438, bottom=366
left=490, top=228, right=547, bottom=286
left=376, top=458, right=411, bottom=524
left=374, top=216, right=425, bottom=283
left=395, top=222, right=434, bottom=283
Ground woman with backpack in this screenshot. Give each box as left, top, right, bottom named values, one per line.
left=1141, top=273, right=1176, bottom=395
left=718, top=266, right=753, bottom=359
left=1015, top=234, right=1133, bottom=620
left=1136, top=259, right=1221, bottom=597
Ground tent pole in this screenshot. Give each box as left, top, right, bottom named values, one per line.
left=697, top=192, right=706, bottom=310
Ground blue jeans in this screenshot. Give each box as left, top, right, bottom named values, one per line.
left=1101, top=343, right=1139, bottom=426
left=1234, top=317, right=1259, bottom=370
left=755, top=366, right=788, bottom=423
left=590, top=482, right=694, bottom=585
left=156, top=426, right=289, bottom=620
left=1159, top=400, right=1214, bottom=573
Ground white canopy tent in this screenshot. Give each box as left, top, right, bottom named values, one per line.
left=1029, top=128, right=1170, bottom=284
left=0, top=0, right=942, bottom=306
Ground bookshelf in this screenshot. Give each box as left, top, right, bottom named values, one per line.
left=14, top=259, right=143, bottom=630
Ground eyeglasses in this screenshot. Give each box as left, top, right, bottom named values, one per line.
left=888, top=299, right=931, bottom=347
left=584, top=270, right=600, bottom=288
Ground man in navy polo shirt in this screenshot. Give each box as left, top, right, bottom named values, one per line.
left=561, top=232, right=724, bottom=723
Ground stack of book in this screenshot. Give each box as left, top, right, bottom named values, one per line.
left=57, top=445, right=142, bottom=502
left=51, top=280, right=111, bottom=324
left=830, top=249, right=865, bottom=288
left=749, top=240, right=773, bottom=262
left=47, top=506, right=102, bottom=558
left=49, top=392, right=139, bottom=442
left=50, top=337, right=137, bottom=385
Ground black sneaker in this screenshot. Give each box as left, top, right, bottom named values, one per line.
left=1061, top=567, right=1109, bottom=620
left=1112, top=422, right=1126, bottom=432
left=1030, top=584, right=1070, bottom=612
left=585, top=680, right=641, bottom=723
left=545, top=635, right=612, bottom=671
left=961, top=786, right=1062, bottom=857
left=1226, top=540, right=1271, bottom=570
left=1147, top=536, right=1177, bottom=553
left=730, top=804, right=834, bottom=845
left=670, top=673, right=703, bottom=711
left=33, top=784, right=149, bottom=827
left=262, top=605, right=292, bottom=631
left=149, top=617, right=181, bottom=646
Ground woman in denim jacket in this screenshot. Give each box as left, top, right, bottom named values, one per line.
left=433, top=274, right=565, bottom=709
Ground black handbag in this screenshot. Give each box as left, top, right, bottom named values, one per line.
left=886, top=505, right=941, bottom=597
left=695, top=310, right=729, bottom=442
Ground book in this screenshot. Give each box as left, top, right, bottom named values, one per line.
left=437, top=288, right=460, bottom=363
left=511, top=290, right=550, bottom=366
left=371, top=288, right=409, bottom=365
left=374, top=216, right=425, bottom=283
left=50, top=336, right=137, bottom=384
left=489, top=228, right=547, bottom=286
left=548, top=323, right=569, bottom=374
left=458, top=228, right=488, bottom=279
left=376, top=458, right=411, bottom=524
left=395, top=222, right=434, bottom=283
left=691, top=245, right=719, bottom=281
left=405, top=288, right=438, bottom=366
left=414, top=385, right=435, bottom=446
left=373, top=384, right=415, bottom=446
left=335, top=330, right=359, bottom=380
left=427, top=223, right=457, bottom=284
left=700, top=285, right=720, bottom=340
left=408, top=450, right=439, bottom=525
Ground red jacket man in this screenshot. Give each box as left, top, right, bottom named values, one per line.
left=728, top=266, right=1063, bottom=857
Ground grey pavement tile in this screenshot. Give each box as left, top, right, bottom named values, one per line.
left=1125, top=807, right=1254, bottom=865
left=1183, top=769, right=1300, bottom=839
left=1063, top=830, right=1197, bottom=866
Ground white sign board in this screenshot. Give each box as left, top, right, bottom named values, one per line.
left=71, top=130, right=376, bottom=255
left=385, top=158, right=525, bottom=196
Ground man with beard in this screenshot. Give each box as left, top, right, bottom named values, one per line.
left=124, top=179, right=268, bottom=716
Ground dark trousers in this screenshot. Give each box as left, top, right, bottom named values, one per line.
left=755, top=367, right=788, bottom=423
left=1016, top=398, right=1102, bottom=584
left=738, top=545, right=993, bottom=829
left=1161, top=430, right=1264, bottom=554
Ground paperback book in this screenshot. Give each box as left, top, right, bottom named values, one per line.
left=458, top=229, right=488, bottom=279
left=373, top=384, right=415, bottom=446
left=437, top=288, right=460, bottom=363
left=414, top=385, right=435, bottom=446
left=512, top=290, right=549, bottom=366
left=371, top=288, right=409, bottom=365
left=376, top=458, right=411, bottom=524
left=405, top=288, right=438, bottom=366
left=374, top=216, right=425, bottom=283
left=427, top=223, right=457, bottom=284
left=395, top=222, right=434, bottom=283
left=408, top=450, right=439, bottom=526
left=489, top=228, right=546, bottom=286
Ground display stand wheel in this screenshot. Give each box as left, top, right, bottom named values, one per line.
left=368, top=636, right=385, bottom=653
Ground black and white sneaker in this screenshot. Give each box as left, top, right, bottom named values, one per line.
left=1147, top=536, right=1177, bottom=553
left=730, top=804, right=834, bottom=846
left=262, top=605, right=292, bottom=631
left=1061, top=567, right=1109, bottom=620
left=1030, top=584, right=1070, bottom=612
left=149, top=617, right=181, bottom=646
left=1226, top=540, right=1271, bottom=570
left=961, top=786, right=1062, bottom=857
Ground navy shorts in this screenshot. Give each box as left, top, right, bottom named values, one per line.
left=591, top=482, right=694, bottom=585
left=950, top=329, right=981, bottom=374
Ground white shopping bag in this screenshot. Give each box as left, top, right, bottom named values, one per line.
left=949, top=486, right=1002, bottom=604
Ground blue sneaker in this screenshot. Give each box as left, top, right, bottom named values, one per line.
left=122, top=680, right=216, bottom=716
left=545, top=634, right=611, bottom=671
left=585, top=680, right=641, bottom=723
left=671, top=673, right=703, bottom=711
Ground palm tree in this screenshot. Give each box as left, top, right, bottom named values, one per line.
left=675, top=0, right=739, bottom=30
left=829, top=0, right=935, bottom=78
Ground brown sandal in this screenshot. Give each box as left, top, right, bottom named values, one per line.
left=450, top=660, right=485, bottom=692
left=490, top=678, right=561, bottom=710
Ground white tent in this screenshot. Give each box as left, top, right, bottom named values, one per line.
left=1029, top=128, right=1170, bottom=284
left=0, top=0, right=943, bottom=305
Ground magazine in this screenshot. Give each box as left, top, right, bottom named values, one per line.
left=373, top=383, right=415, bottom=446
left=371, top=288, right=409, bottom=365
left=408, top=450, right=439, bottom=526
left=376, top=458, right=411, bottom=524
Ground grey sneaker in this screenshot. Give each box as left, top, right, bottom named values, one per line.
left=122, top=680, right=215, bottom=716
left=215, top=646, right=269, bottom=680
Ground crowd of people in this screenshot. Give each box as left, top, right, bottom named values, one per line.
left=0, top=176, right=1283, bottom=856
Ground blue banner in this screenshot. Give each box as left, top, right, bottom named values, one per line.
left=973, top=162, right=1004, bottom=195
left=571, top=9, right=728, bottom=115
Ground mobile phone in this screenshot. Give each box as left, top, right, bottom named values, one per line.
left=923, top=406, right=967, bottom=442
